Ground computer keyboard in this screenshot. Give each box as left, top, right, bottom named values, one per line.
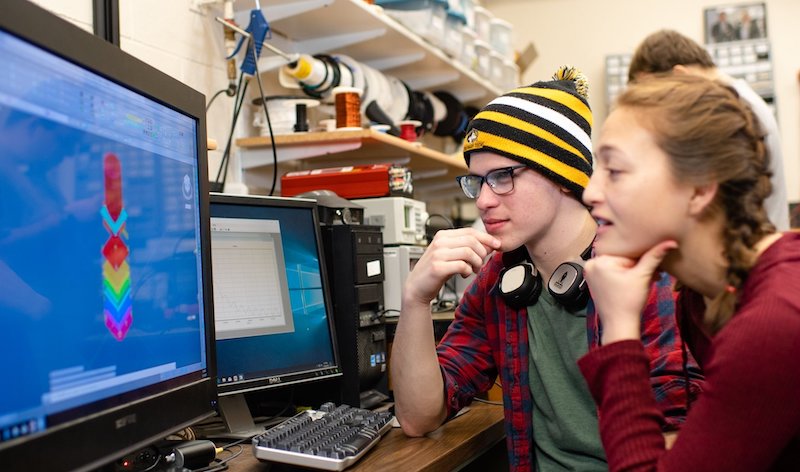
left=359, top=389, right=389, bottom=410
left=252, top=402, right=394, bottom=471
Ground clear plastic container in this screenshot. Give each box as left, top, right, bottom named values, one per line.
left=489, top=17, right=513, bottom=59
left=473, top=5, right=493, bottom=43
left=426, top=0, right=449, bottom=45
left=460, top=0, right=476, bottom=30
left=473, top=39, right=492, bottom=79
left=445, top=0, right=464, bottom=16
left=375, top=0, right=434, bottom=9
left=460, top=26, right=478, bottom=70
left=502, top=57, right=520, bottom=91
left=377, top=0, right=448, bottom=45
left=376, top=6, right=429, bottom=38
left=442, top=11, right=467, bottom=58
left=489, top=50, right=506, bottom=88
left=252, top=97, right=320, bottom=135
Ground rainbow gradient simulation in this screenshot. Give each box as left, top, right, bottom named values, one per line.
left=101, top=153, right=132, bottom=341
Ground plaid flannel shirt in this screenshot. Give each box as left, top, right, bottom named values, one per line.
left=436, top=251, right=703, bottom=472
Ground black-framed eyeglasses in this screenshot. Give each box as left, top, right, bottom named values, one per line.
left=455, top=165, right=528, bottom=199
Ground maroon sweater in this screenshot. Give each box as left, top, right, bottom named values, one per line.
left=579, top=232, right=800, bottom=471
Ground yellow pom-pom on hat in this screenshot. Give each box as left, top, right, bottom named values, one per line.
left=553, top=65, right=589, bottom=99
left=463, top=65, right=594, bottom=201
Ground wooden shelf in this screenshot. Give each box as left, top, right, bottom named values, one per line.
left=236, top=129, right=467, bottom=199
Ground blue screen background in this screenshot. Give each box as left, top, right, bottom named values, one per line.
left=210, top=203, right=337, bottom=384
left=0, top=114, right=204, bottom=424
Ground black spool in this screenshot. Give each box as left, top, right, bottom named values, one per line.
left=294, top=102, right=309, bottom=132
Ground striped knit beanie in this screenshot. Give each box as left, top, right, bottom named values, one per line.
left=463, top=66, right=593, bottom=200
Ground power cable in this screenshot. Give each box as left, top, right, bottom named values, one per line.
left=248, top=37, right=279, bottom=196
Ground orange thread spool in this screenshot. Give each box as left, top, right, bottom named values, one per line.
left=332, top=86, right=362, bottom=129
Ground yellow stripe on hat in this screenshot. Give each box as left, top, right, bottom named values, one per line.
left=475, top=131, right=590, bottom=189
left=512, top=86, right=593, bottom=127
left=476, top=110, right=591, bottom=165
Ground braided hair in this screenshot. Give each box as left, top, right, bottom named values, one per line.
left=615, top=73, right=775, bottom=333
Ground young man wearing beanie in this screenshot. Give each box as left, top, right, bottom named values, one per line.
left=627, top=29, right=789, bottom=231
left=390, top=67, right=703, bottom=471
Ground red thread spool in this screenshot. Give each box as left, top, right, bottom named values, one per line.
left=398, top=120, right=422, bottom=142
left=332, top=86, right=363, bottom=129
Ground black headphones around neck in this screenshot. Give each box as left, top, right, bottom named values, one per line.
left=498, top=243, right=593, bottom=311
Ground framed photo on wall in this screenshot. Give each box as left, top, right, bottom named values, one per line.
left=704, top=3, right=767, bottom=44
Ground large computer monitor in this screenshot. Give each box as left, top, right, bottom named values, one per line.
left=0, top=1, right=217, bottom=470
left=208, top=194, right=341, bottom=437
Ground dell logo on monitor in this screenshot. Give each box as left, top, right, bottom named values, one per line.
left=115, top=414, right=137, bottom=429
left=268, top=377, right=282, bottom=385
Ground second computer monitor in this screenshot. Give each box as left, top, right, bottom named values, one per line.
left=0, top=1, right=216, bottom=469
left=208, top=194, right=341, bottom=436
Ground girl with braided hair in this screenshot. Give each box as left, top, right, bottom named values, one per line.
left=392, top=67, right=702, bottom=471
left=579, top=73, right=800, bottom=470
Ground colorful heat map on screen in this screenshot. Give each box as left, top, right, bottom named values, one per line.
left=101, top=153, right=132, bottom=341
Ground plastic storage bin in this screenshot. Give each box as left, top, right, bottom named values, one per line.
left=489, top=50, right=506, bottom=89
left=502, top=57, right=520, bottom=91
left=460, top=26, right=478, bottom=70
left=473, top=5, right=493, bottom=43
left=426, top=0, right=449, bottom=46
left=252, top=96, right=320, bottom=135
left=442, top=11, right=467, bottom=58
left=460, top=0, right=476, bottom=30
left=374, top=0, right=427, bottom=36
left=376, top=0, right=448, bottom=45
left=445, top=0, right=464, bottom=17
left=474, top=39, right=492, bottom=79
left=489, top=17, right=513, bottom=59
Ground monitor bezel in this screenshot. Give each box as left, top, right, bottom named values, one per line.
left=0, top=1, right=217, bottom=470
left=209, top=193, right=343, bottom=397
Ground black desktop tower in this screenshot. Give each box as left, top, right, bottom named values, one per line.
left=321, top=224, right=389, bottom=409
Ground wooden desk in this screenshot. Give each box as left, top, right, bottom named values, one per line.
left=224, top=402, right=506, bottom=472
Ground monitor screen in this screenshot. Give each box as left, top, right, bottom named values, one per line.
left=0, top=1, right=216, bottom=470
left=208, top=194, right=340, bottom=437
